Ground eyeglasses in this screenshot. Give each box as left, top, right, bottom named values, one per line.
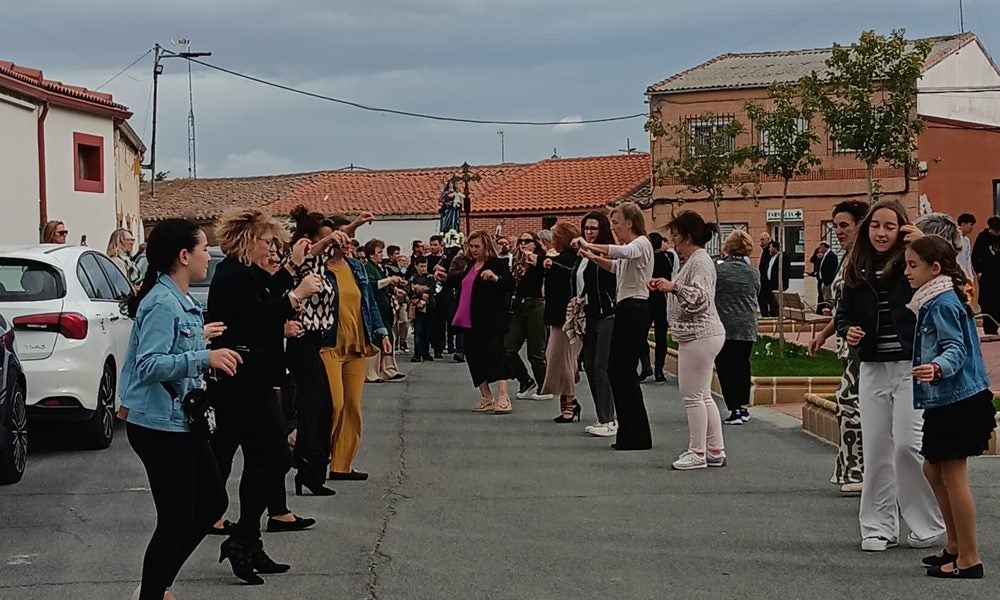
left=518, top=239, right=534, bottom=244
left=258, top=237, right=279, bottom=249
left=582, top=226, right=600, bottom=232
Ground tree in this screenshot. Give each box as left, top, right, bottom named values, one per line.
left=139, top=171, right=171, bottom=183
left=645, top=113, right=753, bottom=227
left=745, top=82, right=823, bottom=353
left=803, top=29, right=931, bottom=203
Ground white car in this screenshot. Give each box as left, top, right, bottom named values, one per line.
left=0, top=245, right=132, bottom=449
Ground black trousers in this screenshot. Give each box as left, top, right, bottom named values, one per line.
left=715, top=339, right=754, bottom=412
left=649, top=296, right=668, bottom=374
left=432, top=291, right=455, bottom=353
left=458, top=326, right=508, bottom=387
left=287, top=332, right=333, bottom=486
left=127, top=423, right=228, bottom=600
left=210, top=380, right=293, bottom=541
left=608, top=299, right=652, bottom=450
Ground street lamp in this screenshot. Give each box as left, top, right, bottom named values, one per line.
left=144, top=43, right=212, bottom=197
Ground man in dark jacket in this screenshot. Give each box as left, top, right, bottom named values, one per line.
left=757, top=232, right=772, bottom=315
left=642, top=232, right=673, bottom=381
left=972, top=216, right=1000, bottom=335
left=762, top=241, right=791, bottom=317
left=809, top=242, right=839, bottom=313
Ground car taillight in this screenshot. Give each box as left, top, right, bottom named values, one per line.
left=13, top=313, right=88, bottom=339
left=2, top=330, right=14, bottom=352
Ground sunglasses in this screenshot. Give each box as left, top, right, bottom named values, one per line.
left=518, top=239, right=534, bottom=244
left=56, top=230, right=69, bottom=236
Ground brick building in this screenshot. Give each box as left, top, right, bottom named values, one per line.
left=646, top=32, right=1000, bottom=298
left=141, top=154, right=649, bottom=249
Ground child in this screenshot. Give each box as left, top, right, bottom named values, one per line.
left=905, top=235, right=994, bottom=579
left=835, top=199, right=945, bottom=553
left=408, top=256, right=436, bottom=362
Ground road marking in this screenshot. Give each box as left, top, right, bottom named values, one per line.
left=6, top=554, right=38, bottom=566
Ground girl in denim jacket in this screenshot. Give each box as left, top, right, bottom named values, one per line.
left=905, top=235, right=994, bottom=580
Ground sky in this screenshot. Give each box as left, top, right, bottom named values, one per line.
left=2, top=0, right=998, bottom=179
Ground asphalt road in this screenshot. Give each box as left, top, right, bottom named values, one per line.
left=2, top=358, right=998, bottom=600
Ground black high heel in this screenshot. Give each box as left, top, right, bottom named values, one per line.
left=294, top=472, right=336, bottom=496
left=251, top=541, right=291, bottom=574
left=553, top=400, right=582, bottom=423
left=219, top=537, right=264, bottom=585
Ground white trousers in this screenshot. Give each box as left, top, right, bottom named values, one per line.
left=858, top=361, right=945, bottom=541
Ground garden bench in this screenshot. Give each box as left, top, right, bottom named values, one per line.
left=774, top=291, right=831, bottom=340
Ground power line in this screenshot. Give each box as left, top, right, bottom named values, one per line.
left=95, top=49, right=153, bottom=91
left=161, top=50, right=645, bottom=126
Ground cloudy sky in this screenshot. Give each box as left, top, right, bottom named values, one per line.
left=2, top=1, right=998, bottom=178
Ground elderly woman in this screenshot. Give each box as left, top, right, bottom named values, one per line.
left=574, top=202, right=654, bottom=451
left=648, top=211, right=727, bottom=470
left=437, top=231, right=514, bottom=413
left=713, top=231, right=760, bottom=425
left=540, top=221, right=583, bottom=422
left=107, top=228, right=142, bottom=288
left=207, top=209, right=324, bottom=584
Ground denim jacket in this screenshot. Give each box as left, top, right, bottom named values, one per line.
left=120, top=275, right=210, bottom=432
left=912, top=291, right=991, bottom=409
left=321, top=257, right=389, bottom=348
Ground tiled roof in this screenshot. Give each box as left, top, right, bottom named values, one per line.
left=265, top=164, right=531, bottom=217
left=141, top=173, right=326, bottom=221
left=474, top=154, right=650, bottom=213
left=0, top=59, right=130, bottom=115
left=141, top=155, right=651, bottom=223
left=647, top=33, right=975, bottom=94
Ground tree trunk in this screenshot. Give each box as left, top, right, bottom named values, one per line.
left=866, top=164, right=874, bottom=204
left=711, top=192, right=721, bottom=231
left=776, top=178, right=788, bottom=355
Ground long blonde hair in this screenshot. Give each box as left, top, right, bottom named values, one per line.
left=106, top=228, right=133, bottom=257
left=41, top=220, right=65, bottom=244
left=215, top=208, right=288, bottom=265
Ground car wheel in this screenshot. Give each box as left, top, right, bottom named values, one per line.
left=0, top=381, right=27, bottom=484
left=81, top=361, right=116, bottom=450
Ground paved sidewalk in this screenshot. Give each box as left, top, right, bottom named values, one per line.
left=1, top=359, right=998, bottom=599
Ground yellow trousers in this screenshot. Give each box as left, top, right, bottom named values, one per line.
left=320, top=349, right=367, bottom=474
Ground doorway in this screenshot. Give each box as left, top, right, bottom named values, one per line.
left=772, top=223, right=805, bottom=279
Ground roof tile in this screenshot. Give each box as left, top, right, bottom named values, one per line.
left=0, top=59, right=129, bottom=112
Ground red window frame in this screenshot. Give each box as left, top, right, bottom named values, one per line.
left=73, top=132, right=104, bottom=193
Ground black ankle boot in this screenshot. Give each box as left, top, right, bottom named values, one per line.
left=251, top=540, right=291, bottom=574
left=219, top=536, right=264, bottom=585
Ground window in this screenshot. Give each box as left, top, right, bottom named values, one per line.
left=541, top=216, right=558, bottom=230
left=685, top=115, right=735, bottom=156
left=73, top=132, right=104, bottom=193
left=705, top=223, right=748, bottom=258
left=993, top=180, right=1000, bottom=215
left=0, top=259, right=65, bottom=301
left=758, top=118, right=809, bottom=155
left=77, top=254, right=116, bottom=301
left=95, top=255, right=133, bottom=298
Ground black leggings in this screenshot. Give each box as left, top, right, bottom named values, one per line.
left=127, top=423, right=228, bottom=600
left=608, top=299, right=652, bottom=450
left=715, top=339, right=754, bottom=412
left=210, top=381, right=293, bottom=541
left=287, top=332, right=333, bottom=485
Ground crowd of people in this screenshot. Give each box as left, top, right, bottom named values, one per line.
left=111, top=196, right=1000, bottom=597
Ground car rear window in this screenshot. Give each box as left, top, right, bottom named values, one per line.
left=0, top=259, right=65, bottom=301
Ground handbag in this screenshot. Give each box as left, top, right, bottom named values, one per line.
left=163, top=382, right=215, bottom=439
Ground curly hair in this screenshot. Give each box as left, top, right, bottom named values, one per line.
left=722, top=230, right=754, bottom=257
left=215, top=208, right=288, bottom=265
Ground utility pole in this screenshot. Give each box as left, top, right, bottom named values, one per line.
left=144, top=43, right=212, bottom=197
left=960, top=0, right=965, bottom=33
left=176, top=37, right=199, bottom=179
left=497, top=130, right=505, bottom=163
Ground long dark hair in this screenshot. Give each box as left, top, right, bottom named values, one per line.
left=843, top=199, right=911, bottom=289
left=581, top=211, right=614, bottom=244
left=907, top=235, right=973, bottom=317
left=125, top=219, right=201, bottom=318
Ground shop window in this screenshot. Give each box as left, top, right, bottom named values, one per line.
left=73, top=133, right=104, bottom=193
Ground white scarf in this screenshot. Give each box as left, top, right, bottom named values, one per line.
left=906, top=275, right=953, bottom=314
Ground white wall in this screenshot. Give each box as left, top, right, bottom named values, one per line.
left=0, top=93, right=41, bottom=245
left=354, top=217, right=440, bottom=253
left=919, top=41, right=1000, bottom=126
left=44, top=106, right=117, bottom=251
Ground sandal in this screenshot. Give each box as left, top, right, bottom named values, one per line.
left=472, top=397, right=496, bottom=412
left=493, top=396, right=512, bottom=414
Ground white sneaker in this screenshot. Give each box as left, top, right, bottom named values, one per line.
left=585, top=422, right=617, bottom=437
left=530, top=393, right=553, bottom=400
left=907, top=531, right=944, bottom=549
left=840, top=482, right=863, bottom=494
left=671, top=450, right=707, bottom=470
left=861, top=536, right=898, bottom=552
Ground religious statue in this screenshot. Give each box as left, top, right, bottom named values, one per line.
left=438, top=180, right=465, bottom=247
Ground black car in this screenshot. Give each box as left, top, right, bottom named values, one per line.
left=0, top=313, right=27, bottom=484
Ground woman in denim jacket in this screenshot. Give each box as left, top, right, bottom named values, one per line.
left=120, top=219, right=242, bottom=600
left=905, top=236, right=994, bottom=579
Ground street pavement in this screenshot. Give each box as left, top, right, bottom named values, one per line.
left=2, top=358, right=999, bottom=600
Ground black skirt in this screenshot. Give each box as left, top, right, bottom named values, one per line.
left=921, top=389, right=997, bottom=464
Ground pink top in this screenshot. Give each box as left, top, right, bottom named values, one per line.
left=452, top=266, right=479, bottom=328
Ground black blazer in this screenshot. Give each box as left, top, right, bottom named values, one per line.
left=207, top=257, right=297, bottom=386
left=446, top=256, right=513, bottom=335
left=542, top=250, right=576, bottom=326
left=818, top=251, right=839, bottom=287
left=762, top=252, right=792, bottom=292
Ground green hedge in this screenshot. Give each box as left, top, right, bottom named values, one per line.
left=654, top=334, right=844, bottom=377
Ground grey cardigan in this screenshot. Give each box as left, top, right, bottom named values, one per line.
left=715, top=256, right=761, bottom=342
